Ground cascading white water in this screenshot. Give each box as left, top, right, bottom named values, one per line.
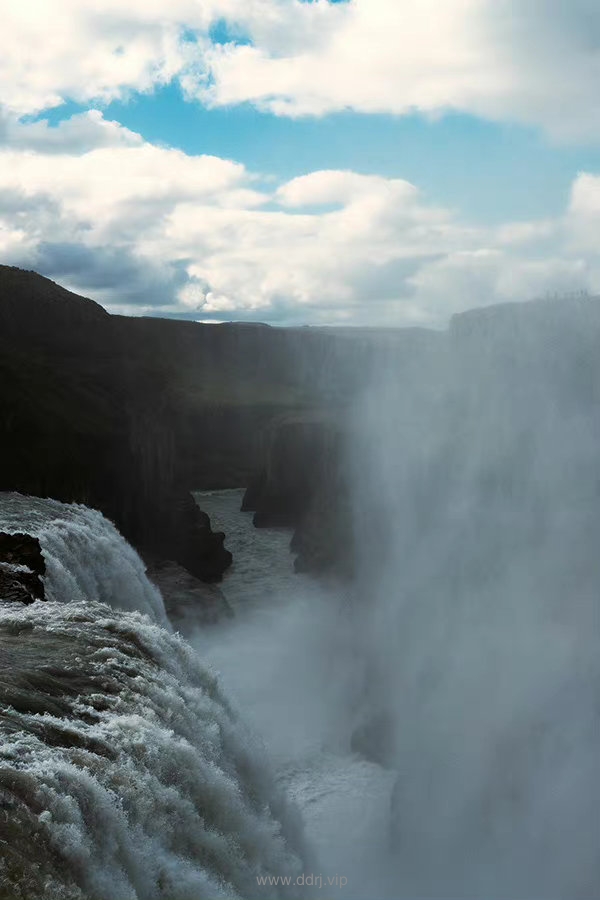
left=0, top=493, right=167, bottom=626
left=0, top=495, right=309, bottom=900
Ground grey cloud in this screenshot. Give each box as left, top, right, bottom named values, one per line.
left=11, top=241, right=189, bottom=309
left=0, top=188, right=62, bottom=218
left=349, top=255, right=443, bottom=304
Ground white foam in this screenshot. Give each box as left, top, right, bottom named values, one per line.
left=0, top=600, right=308, bottom=899
left=0, top=493, right=167, bottom=626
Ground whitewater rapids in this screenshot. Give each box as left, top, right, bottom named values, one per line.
left=0, top=494, right=167, bottom=626
left=0, top=494, right=308, bottom=900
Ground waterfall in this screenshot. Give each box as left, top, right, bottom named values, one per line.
left=0, top=495, right=308, bottom=900
left=0, top=493, right=167, bottom=626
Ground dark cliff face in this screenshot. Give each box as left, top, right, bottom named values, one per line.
left=0, top=273, right=132, bottom=528
left=0, top=265, right=415, bottom=580
left=242, top=413, right=343, bottom=527
left=241, top=412, right=357, bottom=575
left=0, top=267, right=231, bottom=579
left=11, top=264, right=594, bottom=589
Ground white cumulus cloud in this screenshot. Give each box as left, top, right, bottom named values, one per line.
left=1, top=1, right=600, bottom=140
left=1, top=114, right=598, bottom=325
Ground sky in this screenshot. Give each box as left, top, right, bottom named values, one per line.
left=2, top=0, right=600, bottom=326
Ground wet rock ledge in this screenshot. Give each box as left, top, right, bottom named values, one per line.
left=0, top=532, right=46, bottom=604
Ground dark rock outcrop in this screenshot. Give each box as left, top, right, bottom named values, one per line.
left=291, top=480, right=355, bottom=577
left=0, top=533, right=46, bottom=604
left=350, top=711, right=396, bottom=767
left=241, top=413, right=357, bottom=576
left=242, top=413, right=342, bottom=528
left=240, top=471, right=267, bottom=513
left=152, top=493, right=233, bottom=583
left=0, top=533, right=45, bottom=576
left=148, top=561, right=233, bottom=632
left=0, top=569, right=44, bottom=605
